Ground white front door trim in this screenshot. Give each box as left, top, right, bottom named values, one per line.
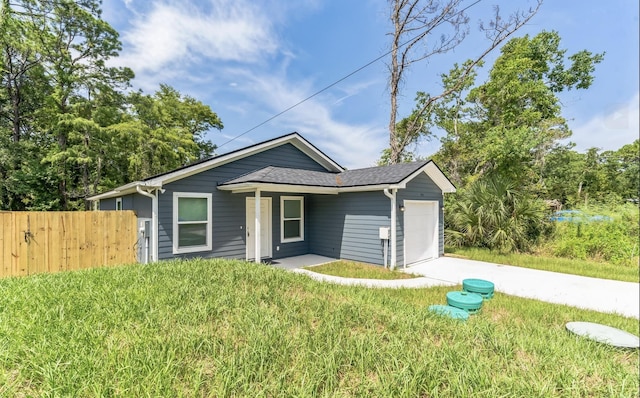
left=246, top=196, right=272, bottom=261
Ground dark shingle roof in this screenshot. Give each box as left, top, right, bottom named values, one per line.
left=220, top=161, right=429, bottom=188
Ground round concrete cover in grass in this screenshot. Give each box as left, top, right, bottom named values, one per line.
left=446, top=291, right=483, bottom=313
left=428, top=305, right=470, bottom=321
left=566, top=322, right=640, bottom=348
left=462, top=278, right=495, bottom=299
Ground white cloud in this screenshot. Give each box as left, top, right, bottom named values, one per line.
left=115, top=0, right=278, bottom=73
left=108, top=0, right=389, bottom=168
left=332, top=79, right=380, bottom=106
left=224, top=70, right=388, bottom=169
left=570, top=92, right=639, bottom=151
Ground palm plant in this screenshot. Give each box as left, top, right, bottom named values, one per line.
left=446, top=175, right=547, bottom=252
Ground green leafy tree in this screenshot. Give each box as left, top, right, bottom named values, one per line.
left=0, top=0, right=223, bottom=210
left=542, top=141, right=639, bottom=206
left=384, top=0, right=541, bottom=164
left=603, top=140, right=639, bottom=201
left=34, top=0, right=134, bottom=209
left=107, top=85, right=222, bottom=184
left=541, top=144, right=586, bottom=205
left=432, top=31, right=604, bottom=188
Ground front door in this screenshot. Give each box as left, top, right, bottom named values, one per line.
left=246, top=197, right=272, bottom=260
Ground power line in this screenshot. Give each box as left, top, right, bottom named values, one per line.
left=217, top=0, right=482, bottom=150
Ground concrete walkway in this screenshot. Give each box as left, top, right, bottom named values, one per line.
left=281, top=254, right=455, bottom=288
left=292, top=268, right=455, bottom=289
left=408, top=257, right=639, bottom=319
left=270, top=254, right=337, bottom=270
left=286, top=255, right=640, bottom=319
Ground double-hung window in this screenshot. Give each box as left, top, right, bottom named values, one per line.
left=173, top=192, right=212, bottom=254
left=281, top=196, right=304, bottom=243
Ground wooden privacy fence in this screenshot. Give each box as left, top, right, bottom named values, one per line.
left=0, top=211, right=137, bottom=278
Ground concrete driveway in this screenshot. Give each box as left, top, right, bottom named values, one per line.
left=406, top=257, right=640, bottom=319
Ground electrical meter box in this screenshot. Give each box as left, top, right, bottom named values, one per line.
left=379, top=227, right=390, bottom=240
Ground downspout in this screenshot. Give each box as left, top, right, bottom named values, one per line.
left=383, top=188, right=397, bottom=270
left=136, top=185, right=158, bottom=263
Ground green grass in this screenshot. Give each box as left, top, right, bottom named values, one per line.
left=1, top=259, right=638, bottom=397
left=447, top=247, right=640, bottom=283
left=304, top=260, right=418, bottom=280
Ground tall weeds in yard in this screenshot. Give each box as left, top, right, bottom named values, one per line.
left=540, top=203, right=639, bottom=266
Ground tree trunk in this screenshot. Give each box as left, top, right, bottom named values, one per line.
left=58, top=131, right=68, bottom=210
left=388, top=0, right=402, bottom=164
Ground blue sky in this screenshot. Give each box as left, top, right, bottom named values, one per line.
left=102, top=0, right=639, bottom=169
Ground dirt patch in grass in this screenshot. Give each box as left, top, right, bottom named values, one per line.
left=304, top=260, right=419, bottom=280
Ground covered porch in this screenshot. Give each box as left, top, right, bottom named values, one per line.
left=217, top=161, right=454, bottom=269
left=218, top=186, right=397, bottom=268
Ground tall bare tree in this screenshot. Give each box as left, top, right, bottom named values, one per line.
left=386, top=0, right=542, bottom=164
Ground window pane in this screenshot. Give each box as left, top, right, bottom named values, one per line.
left=283, top=199, right=301, bottom=219
left=178, top=197, right=208, bottom=221
left=283, top=220, right=301, bottom=239
left=178, top=223, right=207, bottom=247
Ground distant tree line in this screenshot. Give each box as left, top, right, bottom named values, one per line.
left=0, top=0, right=222, bottom=210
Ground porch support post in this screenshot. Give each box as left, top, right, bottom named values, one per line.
left=254, top=189, right=261, bottom=263
left=390, top=188, right=397, bottom=270
left=383, top=188, right=397, bottom=270
left=136, top=185, right=159, bottom=263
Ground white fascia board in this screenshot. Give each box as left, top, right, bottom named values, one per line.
left=424, top=162, right=456, bottom=193
left=218, top=183, right=339, bottom=195
left=87, top=182, right=161, bottom=201
left=149, top=134, right=343, bottom=186
left=218, top=183, right=399, bottom=194
left=337, top=184, right=400, bottom=193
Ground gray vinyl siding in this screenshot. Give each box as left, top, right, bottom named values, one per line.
left=99, top=198, right=116, bottom=210
left=158, top=144, right=325, bottom=260
left=121, top=194, right=152, bottom=218
left=98, top=194, right=151, bottom=218
left=308, top=191, right=390, bottom=265
left=396, top=172, right=444, bottom=265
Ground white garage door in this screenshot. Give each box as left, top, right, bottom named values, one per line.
left=404, top=201, right=439, bottom=265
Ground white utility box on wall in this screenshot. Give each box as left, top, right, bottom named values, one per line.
left=379, top=227, right=390, bottom=240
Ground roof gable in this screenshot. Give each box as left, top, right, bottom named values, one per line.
left=88, top=132, right=344, bottom=200
left=146, top=132, right=343, bottom=186
left=402, top=161, right=457, bottom=193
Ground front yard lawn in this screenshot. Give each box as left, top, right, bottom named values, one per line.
left=304, top=260, right=418, bottom=280
left=0, top=259, right=637, bottom=396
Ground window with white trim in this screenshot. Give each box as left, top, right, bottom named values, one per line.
left=115, top=197, right=122, bottom=211
left=281, top=196, right=304, bottom=243
left=173, top=192, right=212, bottom=254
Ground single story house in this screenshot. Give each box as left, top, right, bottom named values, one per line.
left=88, top=133, right=456, bottom=269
